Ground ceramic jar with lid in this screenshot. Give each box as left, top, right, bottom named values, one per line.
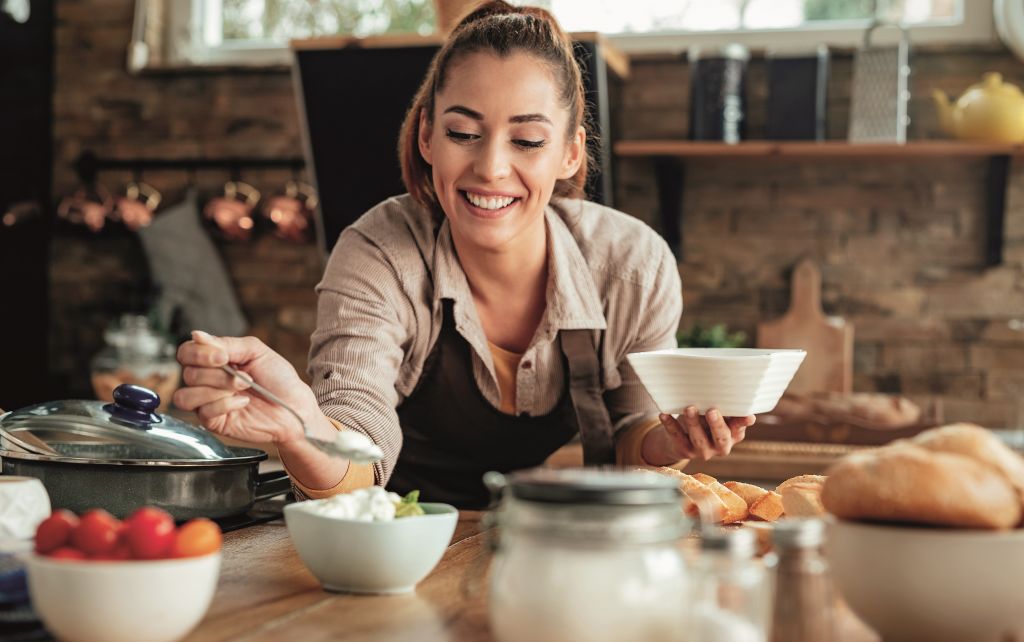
left=487, top=468, right=691, bottom=642
left=90, top=314, right=180, bottom=411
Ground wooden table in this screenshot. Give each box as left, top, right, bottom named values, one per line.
left=185, top=512, right=879, bottom=642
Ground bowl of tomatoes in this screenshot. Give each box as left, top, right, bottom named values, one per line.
left=26, top=506, right=222, bottom=642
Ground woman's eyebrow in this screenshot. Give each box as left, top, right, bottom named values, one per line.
left=443, top=105, right=552, bottom=125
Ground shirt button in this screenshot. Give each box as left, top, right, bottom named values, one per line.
left=521, top=360, right=533, bottom=370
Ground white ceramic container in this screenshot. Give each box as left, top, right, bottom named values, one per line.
left=26, top=552, right=220, bottom=642
left=626, top=347, right=806, bottom=416
left=826, top=519, right=1024, bottom=642
left=284, top=501, right=457, bottom=594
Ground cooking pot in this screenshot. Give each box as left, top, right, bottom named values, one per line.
left=0, top=383, right=292, bottom=520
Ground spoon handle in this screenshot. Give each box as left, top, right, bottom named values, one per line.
left=220, top=364, right=308, bottom=435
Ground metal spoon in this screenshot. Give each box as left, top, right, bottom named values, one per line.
left=219, top=365, right=383, bottom=464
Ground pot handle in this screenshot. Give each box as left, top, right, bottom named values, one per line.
left=254, top=469, right=294, bottom=502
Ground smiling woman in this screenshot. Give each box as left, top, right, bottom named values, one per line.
left=174, top=0, right=757, bottom=510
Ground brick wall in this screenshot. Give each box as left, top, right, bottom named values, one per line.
left=51, top=0, right=1024, bottom=426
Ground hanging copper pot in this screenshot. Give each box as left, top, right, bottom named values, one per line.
left=57, top=184, right=113, bottom=232
left=111, top=180, right=162, bottom=231
left=260, top=180, right=317, bottom=244
left=203, top=180, right=261, bottom=242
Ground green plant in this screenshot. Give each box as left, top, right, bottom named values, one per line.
left=677, top=323, right=747, bottom=348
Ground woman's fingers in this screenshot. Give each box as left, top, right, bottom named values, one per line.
left=681, top=406, right=714, bottom=459
left=726, top=415, right=756, bottom=444
left=659, top=414, right=698, bottom=458
left=705, top=408, right=733, bottom=456
left=181, top=365, right=252, bottom=391
left=177, top=337, right=228, bottom=368
left=195, top=394, right=250, bottom=425
left=172, top=385, right=237, bottom=412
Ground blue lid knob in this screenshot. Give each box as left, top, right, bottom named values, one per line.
left=104, top=384, right=162, bottom=426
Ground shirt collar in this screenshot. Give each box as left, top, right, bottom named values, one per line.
left=431, top=202, right=607, bottom=332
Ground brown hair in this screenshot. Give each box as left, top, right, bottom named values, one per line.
left=398, top=1, right=591, bottom=213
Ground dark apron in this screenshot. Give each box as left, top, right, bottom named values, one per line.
left=388, top=300, right=615, bottom=509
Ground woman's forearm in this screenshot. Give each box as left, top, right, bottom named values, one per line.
left=276, top=411, right=351, bottom=490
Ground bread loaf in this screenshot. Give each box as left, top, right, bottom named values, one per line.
left=822, top=444, right=1021, bottom=530
left=653, top=467, right=726, bottom=523
left=909, top=423, right=1024, bottom=504
left=780, top=483, right=826, bottom=517
left=724, top=481, right=784, bottom=522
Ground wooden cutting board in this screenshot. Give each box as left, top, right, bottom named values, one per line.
left=757, top=258, right=853, bottom=395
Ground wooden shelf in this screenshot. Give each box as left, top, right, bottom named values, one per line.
left=614, top=140, right=1022, bottom=159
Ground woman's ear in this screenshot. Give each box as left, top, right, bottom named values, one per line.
left=558, top=125, right=586, bottom=180
left=417, top=108, right=433, bottom=166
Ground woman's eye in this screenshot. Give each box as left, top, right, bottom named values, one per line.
left=514, top=139, right=546, bottom=149
left=445, top=129, right=478, bottom=142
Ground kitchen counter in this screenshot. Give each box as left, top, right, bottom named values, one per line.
left=185, top=512, right=880, bottom=642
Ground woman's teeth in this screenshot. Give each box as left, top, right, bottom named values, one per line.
left=464, top=191, right=517, bottom=210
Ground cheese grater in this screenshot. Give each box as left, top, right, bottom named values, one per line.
left=848, top=21, right=911, bottom=143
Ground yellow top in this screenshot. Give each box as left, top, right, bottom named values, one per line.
left=487, top=341, right=522, bottom=415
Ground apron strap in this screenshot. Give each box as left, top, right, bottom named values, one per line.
left=560, top=329, right=616, bottom=465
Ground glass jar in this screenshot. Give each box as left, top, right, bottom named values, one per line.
left=764, top=518, right=834, bottom=642
left=691, top=526, right=771, bottom=642
left=487, top=468, right=691, bottom=642
left=90, top=315, right=181, bottom=412
left=689, top=43, right=750, bottom=144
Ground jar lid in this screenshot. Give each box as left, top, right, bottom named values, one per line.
left=501, top=468, right=681, bottom=506
left=700, top=525, right=756, bottom=558
left=103, top=315, right=169, bottom=357
left=772, top=518, right=825, bottom=549
left=689, top=43, right=750, bottom=62
left=0, top=384, right=236, bottom=462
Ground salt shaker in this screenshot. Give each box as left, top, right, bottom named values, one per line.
left=764, top=518, right=834, bottom=642
left=691, top=526, right=771, bottom=642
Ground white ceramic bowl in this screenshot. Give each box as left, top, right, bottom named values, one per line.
left=284, top=501, right=458, bottom=594
left=26, top=552, right=220, bottom=642
left=626, top=347, right=806, bottom=416
left=826, top=519, right=1024, bottom=642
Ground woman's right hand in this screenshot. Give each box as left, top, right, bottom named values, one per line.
left=173, top=330, right=321, bottom=446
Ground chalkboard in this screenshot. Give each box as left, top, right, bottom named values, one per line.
left=293, top=39, right=615, bottom=254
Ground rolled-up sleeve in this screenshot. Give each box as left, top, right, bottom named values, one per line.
left=606, top=242, right=682, bottom=464
left=308, top=227, right=415, bottom=486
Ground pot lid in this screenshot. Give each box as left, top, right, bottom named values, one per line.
left=496, top=468, right=681, bottom=506
left=0, top=384, right=235, bottom=462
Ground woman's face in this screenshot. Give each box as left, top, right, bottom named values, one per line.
left=418, top=51, right=585, bottom=253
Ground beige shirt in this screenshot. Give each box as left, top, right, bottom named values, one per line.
left=308, top=194, right=682, bottom=487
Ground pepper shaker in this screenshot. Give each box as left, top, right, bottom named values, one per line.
left=764, top=518, right=834, bottom=642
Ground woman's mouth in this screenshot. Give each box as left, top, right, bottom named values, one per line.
left=460, top=190, right=520, bottom=218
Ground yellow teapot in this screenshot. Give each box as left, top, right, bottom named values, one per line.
left=932, top=72, right=1024, bottom=143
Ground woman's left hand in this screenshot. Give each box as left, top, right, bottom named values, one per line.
left=659, top=407, right=756, bottom=460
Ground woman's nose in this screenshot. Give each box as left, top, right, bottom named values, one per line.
left=473, top=139, right=511, bottom=182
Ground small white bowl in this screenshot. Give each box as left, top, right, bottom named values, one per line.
left=626, top=347, right=806, bottom=416
left=826, top=519, right=1024, bottom=642
left=26, top=552, right=220, bottom=642
left=284, top=501, right=458, bottom=594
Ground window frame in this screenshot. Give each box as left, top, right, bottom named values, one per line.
left=153, top=0, right=995, bottom=69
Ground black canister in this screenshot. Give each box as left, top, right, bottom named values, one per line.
left=689, top=44, right=750, bottom=143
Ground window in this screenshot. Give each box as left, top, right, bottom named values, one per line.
left=134, top=0, right=991, bottom=70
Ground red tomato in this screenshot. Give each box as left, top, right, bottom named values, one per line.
left=124, top=507, right=176, bottom=559
left=34, top=509, right=79, bottom=554
left=48, top=546, right=87, bottom=561
left=168, top=518, right=222, bottom=558
left=70, top=509, right=120, bottom=556
left=90, top=543, right=133, bottom=561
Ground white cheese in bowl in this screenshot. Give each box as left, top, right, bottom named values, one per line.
left=295, top=487, right=405, bottom=522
